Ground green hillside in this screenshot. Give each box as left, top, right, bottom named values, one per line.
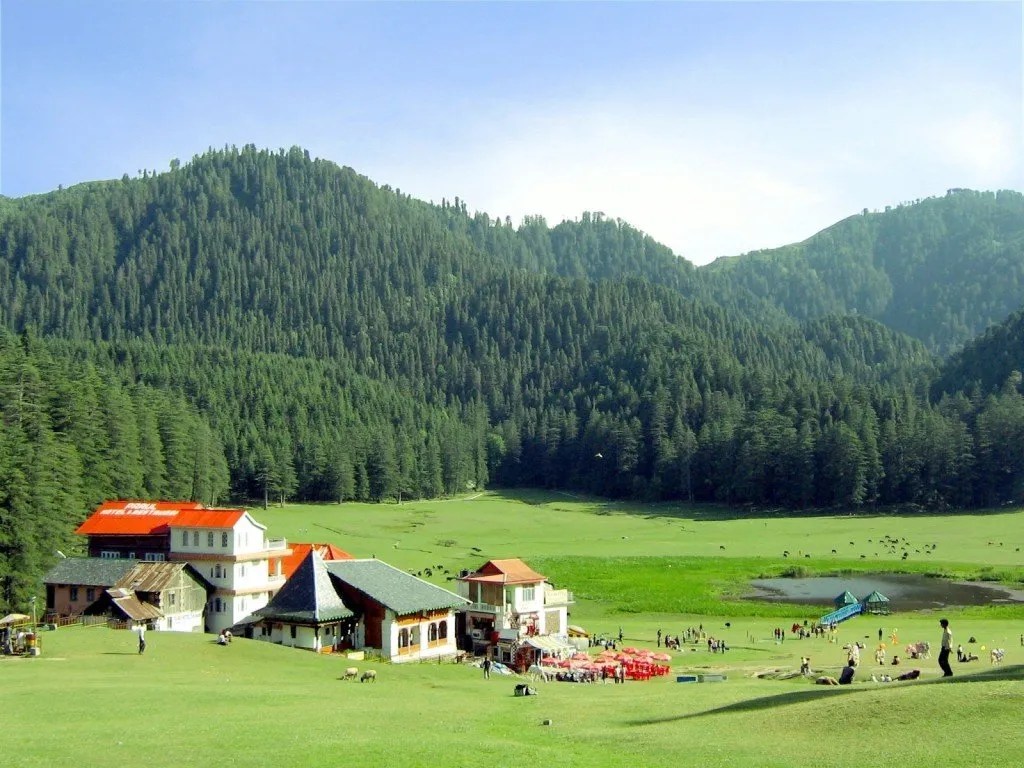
left=702, top=189, right=1024, bottom=355
left=1, top=146, right=1023, bottom=606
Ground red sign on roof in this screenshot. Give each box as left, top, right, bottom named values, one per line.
left=75, top=500, right=246, bottom=536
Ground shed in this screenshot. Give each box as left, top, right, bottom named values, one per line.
left=862, top=590, right=891, bottom=614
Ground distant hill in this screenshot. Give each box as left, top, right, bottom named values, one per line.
left=933, top=306, right=1024, bottom=398
left=701, top=190, right=1024, bottom=356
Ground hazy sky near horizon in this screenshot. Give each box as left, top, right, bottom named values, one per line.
left=2, top=1, right=1022, bottom=265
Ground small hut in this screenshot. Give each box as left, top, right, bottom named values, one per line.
left=834, top=590, right=859, bottom=609
left=862, top=590, right=890, bottom=615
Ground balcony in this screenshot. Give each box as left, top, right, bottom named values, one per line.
left=463, top=602, right=503, bottom=615
left=265, top=538, right=288, bottom=551
left=544, top=589, right=574, bottom=606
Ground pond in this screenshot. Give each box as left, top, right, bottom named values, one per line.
left=746, top=574, right=1024, bottom=611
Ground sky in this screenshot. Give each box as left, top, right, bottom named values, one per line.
left=1, top=1, right=1022, bottom=266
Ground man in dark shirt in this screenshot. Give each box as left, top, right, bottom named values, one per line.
left=838, top=659, right=856, bottom=685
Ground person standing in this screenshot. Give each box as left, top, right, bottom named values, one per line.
left=137, top=627, right=146, bottom=655
left=938, top=618, right=953, bottom=677
left=656, top=628, right=662, bottom=647
left=482, top=656, right=492, bottom=679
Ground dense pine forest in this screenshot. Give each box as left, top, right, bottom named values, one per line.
left=1, top=145, right=1023, bottom=608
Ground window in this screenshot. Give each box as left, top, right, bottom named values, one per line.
left=214, top=598, right=222, bottom=613
left=214, top=564, right=221, bottom=578
left=290, top=625, right=297, bottom=639
left=169, top=592, right=176, bottom=607
left=207, top=532, right=214, bottom=547
left=70, top=587, right=79, bottom=601
left=181, top=530, right=188, bottom=547
left=144, top=553, right=165, bottom=562
left=438, top=621, right=448, bottom=640
left=240, top=564, right=246, bottom=578
left=86, top=588, right=95, bottom=601
left=100, top=551, right=119, bottom=559
left=428, top=623, right=438, bottom=642
left=192, top=531, right=199, bottom=547
left=221, top=532, right=228, bottom=548
left=522, top=586, right=536, bottom=602
left=398, top=628, right=409, bottom=648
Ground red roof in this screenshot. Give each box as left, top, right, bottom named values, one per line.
left=167, top=509, right=248, bottom=529
left=461, top=558, right=546, bottom=584
left=75, top=500, right=246, bottom=536
left=279, top=542, right=353, bottom=579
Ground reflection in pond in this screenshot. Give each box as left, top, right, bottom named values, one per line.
left=746, top=574, right=1024, bottom=611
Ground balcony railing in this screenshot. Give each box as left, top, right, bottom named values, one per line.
left=544, top=589, right=574, bottom=606
left=463, top=602, right=502, bottom=614
left=265, top=538, right=288, bottom=551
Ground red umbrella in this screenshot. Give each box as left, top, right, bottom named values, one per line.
left=558, top=658, right=573, bottom=668
left=572, top=652, right=591, bottom=661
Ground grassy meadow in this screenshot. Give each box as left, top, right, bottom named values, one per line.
left=5, top=491, right=1024, bottom=768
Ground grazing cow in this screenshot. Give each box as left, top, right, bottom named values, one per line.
left=343, top=667, right=359, bottom=681
left=361, top=670, right=377, bottom=682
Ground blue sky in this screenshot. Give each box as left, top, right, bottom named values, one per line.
left=2, top=1, right=1022, bottom=265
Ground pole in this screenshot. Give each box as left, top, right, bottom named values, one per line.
left=30, top=596, right=37, bottom=628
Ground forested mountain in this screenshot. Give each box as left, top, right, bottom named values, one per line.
left=0, top=328, right=228, bottom=606
left=933, top=307, right=1024, bottom=398
left=1, top=145, right=1023, bottom=609
left=702, top=189, right=1024, bottom=355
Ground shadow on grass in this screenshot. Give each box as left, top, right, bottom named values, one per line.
left=488, top=489, right=1021, bottom=523
left=628, top=665, right=1024, bottom=726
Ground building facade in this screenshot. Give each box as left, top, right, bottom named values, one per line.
left=75, top=500, right=290, bottom=634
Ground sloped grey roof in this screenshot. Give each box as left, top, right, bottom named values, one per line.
left=253, top=549, right=354, bottom=625
left=863, top=590, right=890, bottom=603
left=43, top=557, right=138, bottom=587
left=326, top=559, right=469, bottom=616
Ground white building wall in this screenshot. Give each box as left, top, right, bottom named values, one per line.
left=511, top=582, right=544, bottom=615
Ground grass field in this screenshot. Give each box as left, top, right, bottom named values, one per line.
left=5, top=491, right=1024, bottom=768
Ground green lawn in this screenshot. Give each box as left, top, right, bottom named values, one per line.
left=5, top=491, right=1024, bottom=767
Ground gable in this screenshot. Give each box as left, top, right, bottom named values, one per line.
left=466, top=558, right=546, bottom=585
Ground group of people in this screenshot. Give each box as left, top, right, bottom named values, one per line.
left=813, top=618, right=954, bottom=685
left=656, top=625, right=719, bottom=652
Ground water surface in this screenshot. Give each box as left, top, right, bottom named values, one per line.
left=746, top=574, right=1024, bottom=611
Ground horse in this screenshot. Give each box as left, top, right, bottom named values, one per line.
left=526, top=664, right=552, bottom=682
